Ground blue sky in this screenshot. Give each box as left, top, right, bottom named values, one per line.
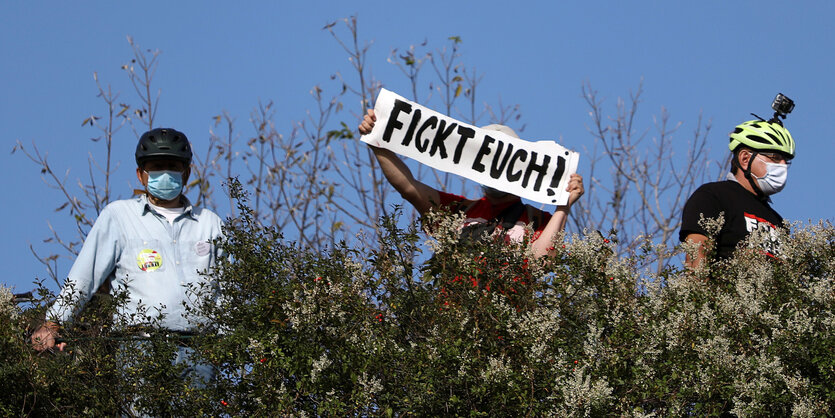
left=2, top=1, right=833, bottom=292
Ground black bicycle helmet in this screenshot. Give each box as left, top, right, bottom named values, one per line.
left=135, top=128, right=192, bottom=165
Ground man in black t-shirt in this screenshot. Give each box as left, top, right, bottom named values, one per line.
left=680, top=118, right=795, bottom=267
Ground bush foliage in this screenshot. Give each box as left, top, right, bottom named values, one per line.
left=4, top=186, right=834, bottom=416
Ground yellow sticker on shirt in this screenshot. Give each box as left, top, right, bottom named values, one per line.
left=137, top=249, right=163, bottom=272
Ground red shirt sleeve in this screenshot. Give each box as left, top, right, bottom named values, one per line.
left=437, top=191, right=467, bottom=208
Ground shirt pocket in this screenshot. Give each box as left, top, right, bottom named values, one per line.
left=125, top=238, right=169, bottom=275
left=182, top=239, right=214, bottom=276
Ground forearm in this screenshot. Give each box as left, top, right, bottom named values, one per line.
left=371, top=146, right=417, bottom=190
left=46, top=272, right=101, bottom=324
left=530, top=206, right=569, bottom=259
left=360, top=108, right=438, bottom=213
left=369, top=145, right=438, bottom=214
left=531, top=173, right=583, bottom=258
left=683, top=233, right=709, bottom=270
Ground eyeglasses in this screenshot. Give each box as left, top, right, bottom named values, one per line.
left=756, top=151, right=792, bottom=167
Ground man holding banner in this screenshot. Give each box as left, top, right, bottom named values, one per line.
left=358, top=89, right=583, bottom=258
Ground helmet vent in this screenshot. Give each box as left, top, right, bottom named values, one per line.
left=745, top=135, right=770, bottom=145
left=764, top=132, right=782, bottom=145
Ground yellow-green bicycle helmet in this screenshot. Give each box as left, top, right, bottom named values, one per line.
left=728, top=120, right=795, bottom=158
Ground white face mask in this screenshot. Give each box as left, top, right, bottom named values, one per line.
left=752, top=160, right=788, bottom=195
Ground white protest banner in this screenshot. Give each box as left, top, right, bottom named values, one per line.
left=361, top=88, right=580, bottom=205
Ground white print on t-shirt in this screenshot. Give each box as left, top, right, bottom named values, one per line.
left=743, top=212, right=779, bottom=256
left=744, top=212, right=776, bottom=234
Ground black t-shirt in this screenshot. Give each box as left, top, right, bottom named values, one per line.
left=679, top=180, right=783, bottom=259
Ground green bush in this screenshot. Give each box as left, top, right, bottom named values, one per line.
left=3, top=185, right=833, bottom=416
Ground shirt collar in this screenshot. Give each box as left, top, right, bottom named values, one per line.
left=724, top=171, right=736, bottom=183
left=138, top=193, right=196, bottom=219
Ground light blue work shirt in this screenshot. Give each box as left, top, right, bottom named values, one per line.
left=47, top=194, right=224, bottom=332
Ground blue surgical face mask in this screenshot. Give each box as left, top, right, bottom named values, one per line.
left=145, top=170, right=184, bottom=201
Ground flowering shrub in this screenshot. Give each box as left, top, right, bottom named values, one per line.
left=3, top=184, right=833, bottom=416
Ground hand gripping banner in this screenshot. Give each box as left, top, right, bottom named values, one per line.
left=361, top=88, right=580, bottom=205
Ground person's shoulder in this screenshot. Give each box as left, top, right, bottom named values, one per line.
left=682, top=181, right=734, bottom=221
left=102, top=197, right=133, bottom=208
left=191, top=205, right=220, bottom=219
left=436, top=190, right=474, bottom=210
left=98, top=197, right=143, bottom=217
left=437, top=190, right=466, bottom=203
left=80, top=198, right=143, bottom=233
left=694, top=180, right=736, bottom=192
left=191, top=205, right=224, bottom=226
left=689, top=180, right=743, bottom=198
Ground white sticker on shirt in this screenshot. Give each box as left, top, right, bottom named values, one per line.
left=194, top=241, right=211, bottom=257
left=137, top=249, right=163, bottom=272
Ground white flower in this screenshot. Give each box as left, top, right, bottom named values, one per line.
left=553, top=367, right=613, bottom=416
left=310, top=352, right=331, bottom=383
left=0, top=286, right=18, bottom=320
left=358, top=371, right=383, bottom=395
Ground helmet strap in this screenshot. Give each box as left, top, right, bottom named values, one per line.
left=741, top=150, right=767, bottom=200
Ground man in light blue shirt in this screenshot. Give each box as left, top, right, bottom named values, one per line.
left=32, top=128, right=224, bottom=352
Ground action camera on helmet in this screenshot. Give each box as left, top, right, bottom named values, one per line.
left=771, top=93, right=794, bottom=118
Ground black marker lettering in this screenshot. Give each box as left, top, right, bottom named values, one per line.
left=453, top=126, right=475, bottom=164
left=383, top=99, right=412, bottom=143
left=400, top=108, right=422, bottom=147
left=489, top=141, right=514, bottom=180
left=429, top=119, right=456, bottom=159
left=472, top=134, right=496, bottom=173
left=414, top=116, right=437, bottom=153
left=549, top=155, right=567, bottom=188
left=522, top=151, right=551, bottom=191
left=507, top=149, right=527, bottom=182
